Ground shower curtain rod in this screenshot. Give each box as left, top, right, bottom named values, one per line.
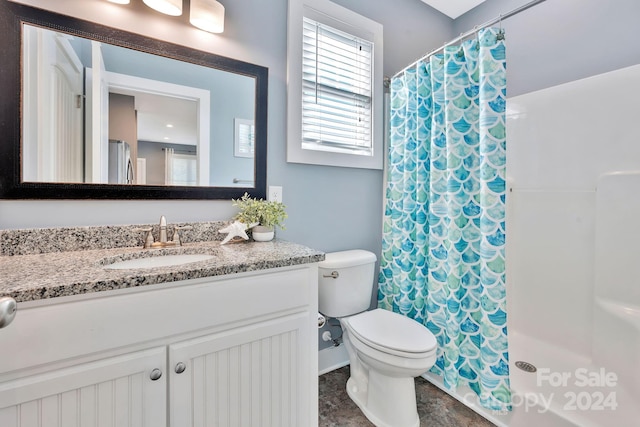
left=391, top=0, right=547, bottom=79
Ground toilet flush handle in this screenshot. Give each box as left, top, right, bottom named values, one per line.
left=323, top=271, right=339, bottom=279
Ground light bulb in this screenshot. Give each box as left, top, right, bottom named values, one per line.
left=190, top=0, right=225, bottom=34
left=142, top=0, right=182, bottom=16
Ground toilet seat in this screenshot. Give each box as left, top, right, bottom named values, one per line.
left=344, top=309, right=437, bottom=359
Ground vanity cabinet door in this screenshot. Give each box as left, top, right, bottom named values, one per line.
left=169, top=312, right=312, bottom=427
left=0, top=347, right=167, bottom=427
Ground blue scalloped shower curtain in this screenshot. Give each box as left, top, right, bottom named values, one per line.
left=378, top=27, right=510, bottom=411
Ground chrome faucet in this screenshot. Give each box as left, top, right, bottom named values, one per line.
left=134, top=216, right=192, bottom=249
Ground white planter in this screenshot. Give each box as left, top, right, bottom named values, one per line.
left=252, top=225, right=274, bottom=242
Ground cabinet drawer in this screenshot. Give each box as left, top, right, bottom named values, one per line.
left=0, top=265, right=316, bottom=375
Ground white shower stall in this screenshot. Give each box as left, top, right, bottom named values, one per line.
left=500, top=63, right=640, bottom=426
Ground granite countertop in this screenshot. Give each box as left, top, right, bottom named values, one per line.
left=0, top=239, right=325, bottom=303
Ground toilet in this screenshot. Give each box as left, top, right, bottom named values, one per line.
left=318, top=250, right=437, bottom=427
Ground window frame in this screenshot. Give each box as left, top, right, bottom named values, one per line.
left=287, top=0, right=384, bottom=170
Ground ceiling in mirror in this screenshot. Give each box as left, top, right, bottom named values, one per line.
left=0, top=0, right=268, bottom=200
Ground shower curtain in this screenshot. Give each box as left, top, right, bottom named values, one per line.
left=378, top=27, right=510, bottom=411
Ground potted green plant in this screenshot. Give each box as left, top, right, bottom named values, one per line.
left=232, top=193, right=287, bottom=241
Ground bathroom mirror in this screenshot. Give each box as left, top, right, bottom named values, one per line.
left=0, top=1, right=268, bottom=199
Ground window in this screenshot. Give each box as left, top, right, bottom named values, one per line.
left=165, top=148, right=197, bottom=186
left=287, top=0, right=383, bottom=169
left=234, top=118, right=255, bottom=158
left=302, top=18, right=372, bottom=155
left=170, top=153, right=197, bottom=186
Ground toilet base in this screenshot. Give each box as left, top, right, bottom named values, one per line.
left=346, top=371, right=420, bottom=427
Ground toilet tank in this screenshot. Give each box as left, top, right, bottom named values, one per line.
left=318, top=250, right=377, bottom=318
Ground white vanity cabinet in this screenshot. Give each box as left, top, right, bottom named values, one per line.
left=0, top=264, right=319, bottom=427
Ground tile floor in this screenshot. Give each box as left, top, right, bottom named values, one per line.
left=319, top=366, right=496, bottom=427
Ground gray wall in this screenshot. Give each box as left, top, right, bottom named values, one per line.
left=455, top=0, right=640, bottom=97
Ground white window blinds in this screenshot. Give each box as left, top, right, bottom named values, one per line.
left=302, top=17, right=373, bottom=155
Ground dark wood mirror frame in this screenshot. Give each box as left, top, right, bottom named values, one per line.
left=0, top=0, right=268, bottom=200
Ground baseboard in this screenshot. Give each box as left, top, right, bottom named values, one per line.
left=318, top=344, right=349, bottom=375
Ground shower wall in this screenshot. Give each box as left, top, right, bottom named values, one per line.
left=504, top=64, right=640, bottom=426
left=506, top=63, right=640, bottom=349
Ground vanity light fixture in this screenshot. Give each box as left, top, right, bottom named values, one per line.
left=105, top=0, right=225, bottom=34
left=189, top=0, right=225, bottom=34
left=142, top=0, right=182, bottom=16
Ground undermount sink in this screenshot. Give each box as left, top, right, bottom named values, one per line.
left=104, top=254, right=214, bottom=270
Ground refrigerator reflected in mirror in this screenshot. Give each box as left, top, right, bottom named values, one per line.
left=108, top=139, right=133, bottom=184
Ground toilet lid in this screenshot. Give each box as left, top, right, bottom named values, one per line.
left=345, top=309, right=437, bottom=354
